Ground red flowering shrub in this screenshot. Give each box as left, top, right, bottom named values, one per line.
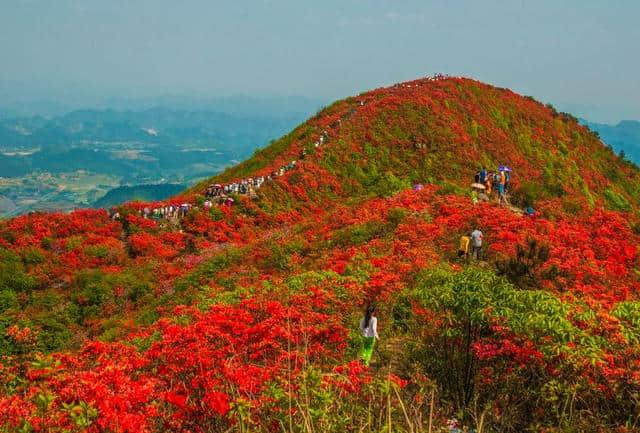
left=1, top=77, right=640, bottom=432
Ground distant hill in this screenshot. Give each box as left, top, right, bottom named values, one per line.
left=93, top=183, right=186, bottom=208
left=581, top=119, right=640, bottom=163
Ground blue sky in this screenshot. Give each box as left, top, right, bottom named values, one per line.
left=1, top=0, right=638, bottom=122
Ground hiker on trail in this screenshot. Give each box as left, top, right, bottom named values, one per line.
left=471, top=188, right=478, bottom=205
left=485, top=172, right=493, bottom=195
left=180, top=203, right=190, bottom=218
left=360, top=304, right=379, bottom=366
left=498, top=170, right=507, bottom=205
left=479, top=167, right=487, bottom=184
left=458, top=235, right=470, bottom=260
left=470, top=228, right=483, bottom=260
left=525, top=206, right=536, bottom=217
left=474, top=171, right=480, bottom=184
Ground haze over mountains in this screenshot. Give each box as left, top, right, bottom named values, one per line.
left=581, top=119, right=640, bottom=162
left=0, top=97, right=323, bottom=216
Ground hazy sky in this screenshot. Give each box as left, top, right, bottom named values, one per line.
left=1, top=0, right=638, bottom=122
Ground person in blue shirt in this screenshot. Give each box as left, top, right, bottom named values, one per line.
left=479, top=167, right=487, bottom=184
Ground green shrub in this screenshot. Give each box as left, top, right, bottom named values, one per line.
left=0, top=289, right=18, bottom=312
left=408, top=265, right=597, bottom=426
left=0, top=248, right=38, bottom=293
left=332, top=220, right=387, bottom=247
left=85, top=244, right=110, bottom=259
left=387, top=207, right=408, bottom=229
left=603, top=188, right=631, bottom=212
left=21, top=247, right=45, bottom=265
left=511, top=181, right=546, bottom=207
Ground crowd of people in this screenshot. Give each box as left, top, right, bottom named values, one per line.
left=201, top=130, right=331, bottom=203
left=108, top=203, right=194, bottom=222
left=106, top=129, right=334, bottom=224
left=471, top=165, right=512, bottom=206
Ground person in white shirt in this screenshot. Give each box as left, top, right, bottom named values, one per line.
left=359, top=304, right=379, bottom=366
left=470, top=228, right=483, bottom=260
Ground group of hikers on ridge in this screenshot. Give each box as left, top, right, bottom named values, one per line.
left=471, top=165, right=511, bottom=206
left=106, top=129, right=332, bottom=222
left=202, top=130, right=330, bottom=204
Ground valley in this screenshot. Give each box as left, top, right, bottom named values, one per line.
left=0, top=106, right=316, bottom=215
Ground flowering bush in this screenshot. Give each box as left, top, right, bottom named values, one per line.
left=1, top=77, right=640, bottom=432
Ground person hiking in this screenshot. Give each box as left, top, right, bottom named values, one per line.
left=479, top=166, right=487, bottom=184
left=498, top=170, right=507, bottom=205
left=485, top=172, right=493, bottom=195
left=470, top=227, right=483, bottom=260
left=360, top=304, right=379, bottom=366
left=458, top=235, right=470, bottom=260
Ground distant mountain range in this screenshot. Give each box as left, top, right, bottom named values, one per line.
left=581, top=119, right=640, bottom=163
left=0, top=106, right=310, bottom=151
left=0, top=104, right=320, bottom=216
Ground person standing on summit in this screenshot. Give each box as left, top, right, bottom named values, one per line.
left=470, top=227, right=483, bottom=260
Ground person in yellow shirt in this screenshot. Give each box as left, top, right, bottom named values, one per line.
left=458, top=235, right=470, bottom=260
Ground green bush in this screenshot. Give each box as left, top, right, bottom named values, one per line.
left=511, top=181, right=546, bottom=207
left=332, top=220, right=387, bottom=247
left=0, top=289, right=18, bottom=312
left=21, top=247, right=45, bottom=266
left=603, top=188, right=631, bottom=212
left=0, top=248, right=38, bottom=293
left=407, top=266, right=600, bottom=429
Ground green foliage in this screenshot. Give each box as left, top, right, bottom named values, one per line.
left=84, top=244, right=110, bottom=259
left=21, top=247, right=45, bottom=266
left=408, top=265, right=598, bottom=414
left=511, top=181, right=546, bottom=207
left=174, top=247, right=245, bottom=292
left=0, top=249, right=37, bottom=290
left=603, top=187, right=631, bottom=212
left=0, top=289, right=18, bottom=312
left=387, top=207, right=408, bottom=228
left=612, top=301, right=640, bottom=344
left=209, top=206, right=224, bottom=221
left=331, top=220, right=387, bottom=247
left=436, top=181, right=467, bottom=196
left=264, top=243, right=294, bottom=271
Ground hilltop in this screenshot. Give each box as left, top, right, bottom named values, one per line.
left=1, top=77, right=640, bottom=433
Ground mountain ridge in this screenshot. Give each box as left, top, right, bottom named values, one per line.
left=1, top=76, right=639, bottom=432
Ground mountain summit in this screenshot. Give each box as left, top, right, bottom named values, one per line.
left=196, top=76, right=639, bottom=216
left=1, top=77, right=639, bottom=432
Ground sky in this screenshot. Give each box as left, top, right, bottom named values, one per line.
left=1, top=0, right=639, bottom=123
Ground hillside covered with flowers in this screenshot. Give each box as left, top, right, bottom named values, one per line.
left=1, top=76, right=640, bottom=432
